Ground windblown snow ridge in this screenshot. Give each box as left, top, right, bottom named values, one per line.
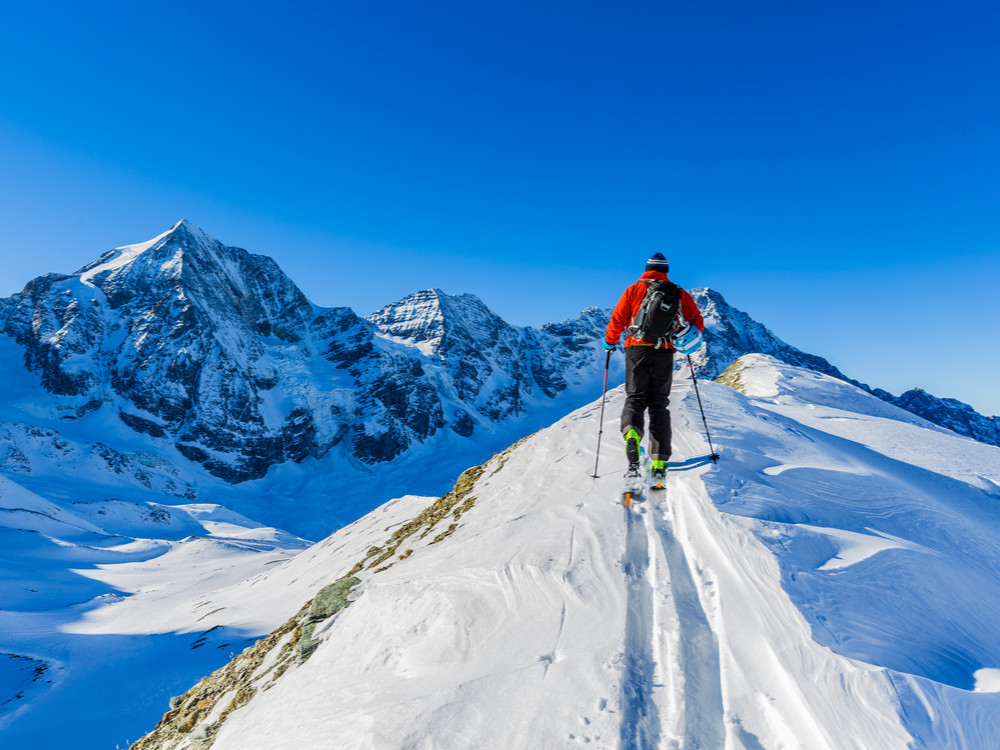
left=128, top=356, right=1000, bottom=749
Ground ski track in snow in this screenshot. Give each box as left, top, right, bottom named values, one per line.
left=620, top=505, right=661, bottom=749
left=618, top=479, right=725, bottom=750
left=190, top=373, right=920, bottom=750
left=649, top=486, right=725, bottom=750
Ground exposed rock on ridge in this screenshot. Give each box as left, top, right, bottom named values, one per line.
left=128, top=457, right=496, bottom=750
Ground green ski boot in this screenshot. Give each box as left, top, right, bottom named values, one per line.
left=650, top=459, right=667, bottom=490
left=622, top=429, right=643, bottom=508
left=624, top=429, right=641, bottom=474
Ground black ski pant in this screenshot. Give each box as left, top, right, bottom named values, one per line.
left=621, top=345, right=674, bottom=461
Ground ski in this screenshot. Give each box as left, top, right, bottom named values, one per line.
left=621, top=467, right=645, bottom=508
left=619, top=442, right=671, bottom=507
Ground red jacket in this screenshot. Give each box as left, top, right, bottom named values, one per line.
left=605, top=271, right=704, bottom=349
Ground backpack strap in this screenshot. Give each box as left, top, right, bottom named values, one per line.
left=628, top=279, right=654, bottom=330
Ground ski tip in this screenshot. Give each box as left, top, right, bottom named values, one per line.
left=621, top=490, right=646, bottom=508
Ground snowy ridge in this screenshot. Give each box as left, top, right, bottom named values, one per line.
left=126, top=355, right=1000, bottom=749
left=691, top=287, right=1000, bottom=448
left=76, top=220, right=199, bottom=286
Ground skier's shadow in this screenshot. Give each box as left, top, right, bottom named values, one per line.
left=668, top=455, right=718, bottom=471
left=592, top=454, right=717, bottom=479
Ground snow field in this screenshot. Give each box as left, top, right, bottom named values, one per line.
left=213, top=405, right=634, bottom=749
left=0, top=474, right=313, bottom=748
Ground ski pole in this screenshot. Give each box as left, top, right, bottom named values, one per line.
left=592, top=348, right=613, bottom=478
left=687, top=355, right=720, bottom=463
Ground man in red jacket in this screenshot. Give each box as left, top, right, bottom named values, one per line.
left=603, top=253, right=704, bottom=478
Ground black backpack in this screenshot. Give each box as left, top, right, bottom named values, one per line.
left=628, top=279, right=681, bottom=347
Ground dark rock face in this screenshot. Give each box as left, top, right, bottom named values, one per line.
left=368, top=289, right=531, bottom=405
left=3, top=273, right=105, bottom=397
left=118, top=412, right=167, bottom=438
left=313, top=307, right=376, bottom=370
left=879, top=389, right=1000, bottom=448
left=364, top=290, right=611, bottom=443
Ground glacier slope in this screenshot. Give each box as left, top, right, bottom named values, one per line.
left=195, top=356, right=1000, bottom=750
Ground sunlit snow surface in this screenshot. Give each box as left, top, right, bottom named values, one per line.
left=5, top=354, right=1000, bottom=749
left=198, top=355, right=1000, bottom=750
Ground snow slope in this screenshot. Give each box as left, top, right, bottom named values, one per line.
left=0, top=471, right=311, bottom=749
left=130, top=355, right=1000, bottom=750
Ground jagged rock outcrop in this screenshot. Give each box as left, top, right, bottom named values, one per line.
left=875, top=388, right=1000, bottom=448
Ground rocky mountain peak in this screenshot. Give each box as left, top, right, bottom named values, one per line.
left=367, top=288, right=513, bottom=355
left=77, top=221, right=248, bottom=305
left=76, top=220, right=209, bottom=283
left=71, top=221, right=314, bottom=340
left=168, top=218, right=211, bottom=242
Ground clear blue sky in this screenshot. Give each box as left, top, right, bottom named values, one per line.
left=2, top=1, right=998, bottom=415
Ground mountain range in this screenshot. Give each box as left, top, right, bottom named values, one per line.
left=1, top=221, right=995, bottom=492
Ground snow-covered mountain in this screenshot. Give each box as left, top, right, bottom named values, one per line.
left=686, top=287, right=852, bottom=382
left=3, top=222, right=1000, bottom=749
left=124, top=355, right=1000, bottom=749
left=870, top=385, right=1000, bottom=449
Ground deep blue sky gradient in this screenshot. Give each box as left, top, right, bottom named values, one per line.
left=2, top=1, right=998, bottom=414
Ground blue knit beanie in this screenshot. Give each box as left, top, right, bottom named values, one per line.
left=645, top=253, right=669, bottom=273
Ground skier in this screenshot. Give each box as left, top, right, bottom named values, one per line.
left=603, top=253, right=704, bottom=481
